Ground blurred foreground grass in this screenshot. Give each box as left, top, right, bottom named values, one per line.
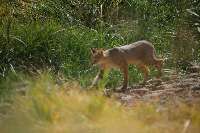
left=0, top=74, right=200, bottom=133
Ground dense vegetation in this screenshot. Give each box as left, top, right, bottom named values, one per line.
left=0, top=74, right=200, bottom=133
left=1, top=0, right=200, bottom=80
left=0, top=1, right=200, bottom=132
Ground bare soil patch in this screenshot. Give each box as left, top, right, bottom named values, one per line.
left=106, top=72, right=200, bottom=106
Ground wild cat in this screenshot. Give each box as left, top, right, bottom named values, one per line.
left=90, top=40, right=163, bottom=91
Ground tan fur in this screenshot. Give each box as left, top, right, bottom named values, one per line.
left=91, top=40, right=163, bottom=90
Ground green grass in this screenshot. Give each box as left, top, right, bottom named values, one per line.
left=1, top=0, right=199, bottom=89
left=0, top=1, right=200, bottom=132
left=0, top=73, right=200, bottom=133
left=0, top=18, right=153, bottom=88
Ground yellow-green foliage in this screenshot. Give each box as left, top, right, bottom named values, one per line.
left=0, top=75, right=200, bottom=133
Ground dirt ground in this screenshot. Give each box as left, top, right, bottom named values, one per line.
left=105, top=70, right=200, bottom=106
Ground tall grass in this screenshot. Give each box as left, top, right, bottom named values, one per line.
left=0, top=74, right=200, bottom=133
left=0, top=0, right=199, bottom=88
left=0, top=17, right=144, bottom=88
left=1, top=1, right=200, bottom=132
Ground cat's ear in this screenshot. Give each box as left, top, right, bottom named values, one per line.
left=90, top=48, right=96, bottom=54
